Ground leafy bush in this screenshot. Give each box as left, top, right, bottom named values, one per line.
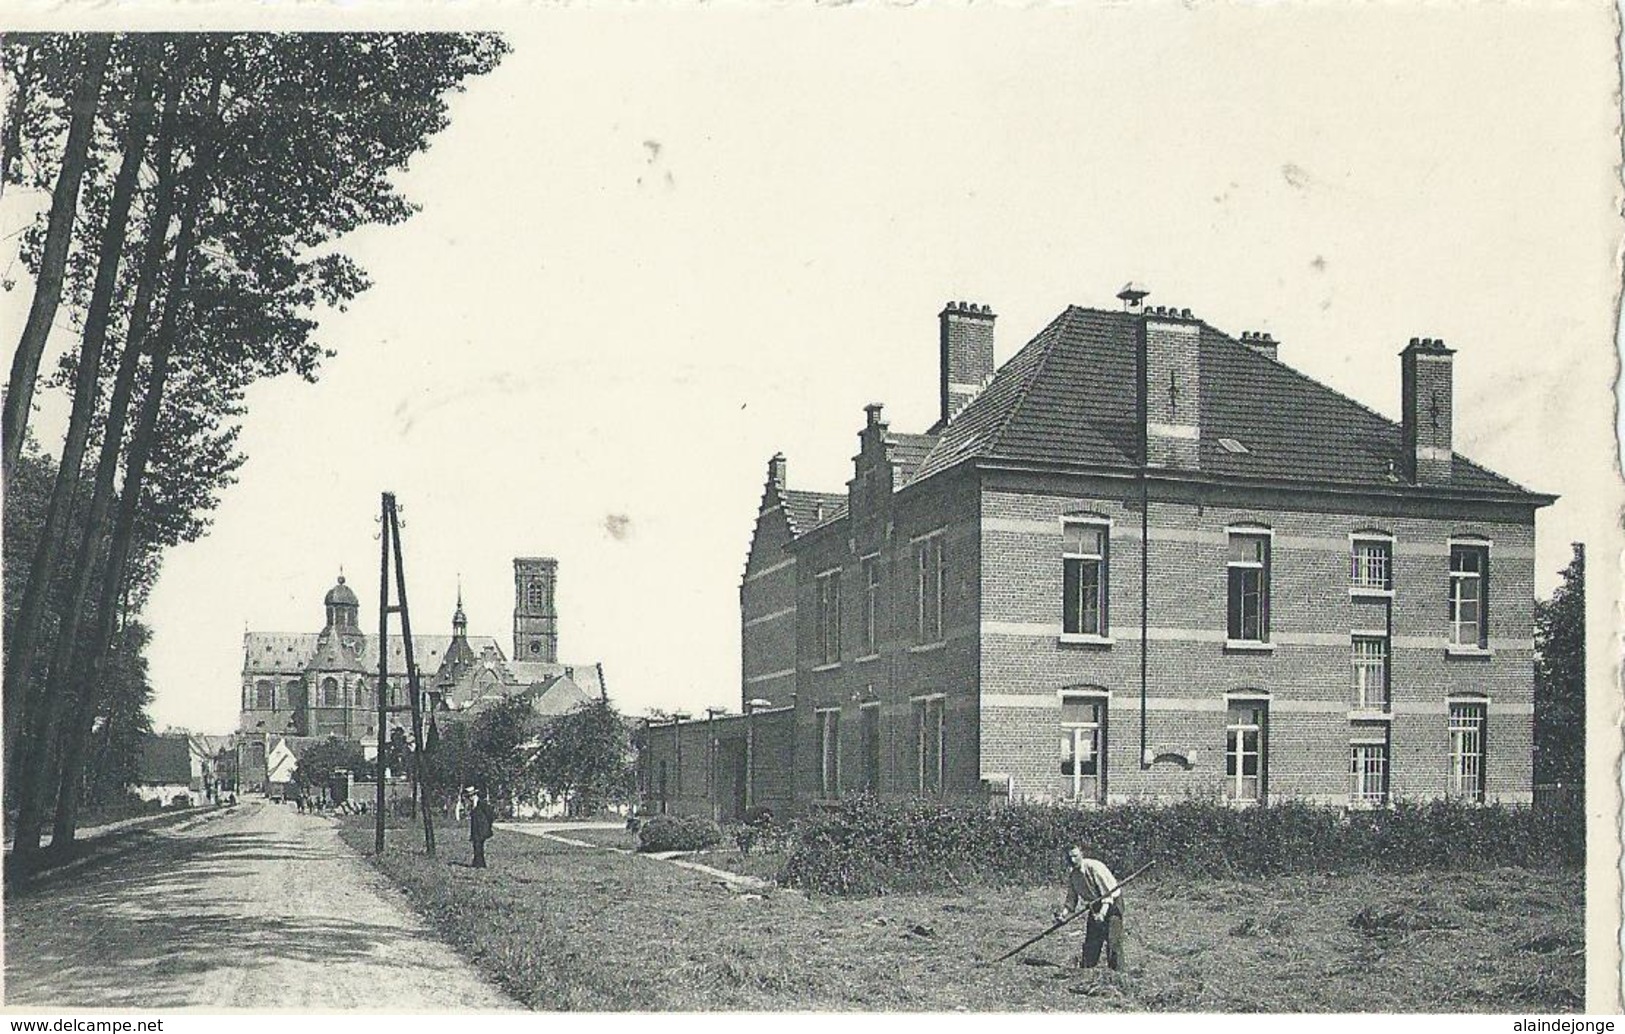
left=637, top=814, right=722, bottom=853
left=779, top=793, right=1584, bottom=896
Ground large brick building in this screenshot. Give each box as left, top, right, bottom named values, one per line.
left=649, top=286, right=1553, bottom=818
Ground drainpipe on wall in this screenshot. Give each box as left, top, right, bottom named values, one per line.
left=1136, top=316, right=1151, bottom=772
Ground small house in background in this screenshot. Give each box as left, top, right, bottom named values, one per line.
left=129, top=733, right=195, bottom=807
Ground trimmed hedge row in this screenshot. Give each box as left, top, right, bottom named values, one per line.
left=637, top=813, right=722, bottom=853
left=779, top=794, right=1585, bottom=895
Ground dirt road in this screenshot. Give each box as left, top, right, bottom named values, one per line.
left=4, top=800, right=516, bottom=1010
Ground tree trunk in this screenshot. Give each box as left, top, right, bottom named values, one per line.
left=2, top=40, right=160, bottom=796
left=0, top=41, right=37, bottom=199
left=2, top=34, right=112, bottom=487
left=12, top=57, right=220, bottom=863
left=44, top=58, right=187, bottom=851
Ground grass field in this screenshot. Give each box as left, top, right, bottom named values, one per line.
left=339, top=816, right=1583, bottom=1011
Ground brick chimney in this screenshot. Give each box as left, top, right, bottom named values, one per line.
left=939, top=301, right=996, bottom=427
left=1400, top=337, right=1455, bottom=483
left=1240, top=330, right=1278, bottom=361
left=1141, top=304, right=1202, bottom=470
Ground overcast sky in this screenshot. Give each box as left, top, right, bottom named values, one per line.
left=5, top=5, right=1620, bottom=733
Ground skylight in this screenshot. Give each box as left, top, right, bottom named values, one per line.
left=1218, top=437, right=1251, bottom=454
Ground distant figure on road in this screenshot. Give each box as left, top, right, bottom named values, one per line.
left=1057, top=845, right=1125, bottom=971
left=466, top=786, right=495, bottom=869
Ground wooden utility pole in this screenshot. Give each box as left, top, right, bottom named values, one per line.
left=374, top=492, right=436, bottom=857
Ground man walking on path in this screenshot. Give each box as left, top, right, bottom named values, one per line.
left=467, top=786, right=495, bottom=869
left=1056, top=845, right=1125, bottom=971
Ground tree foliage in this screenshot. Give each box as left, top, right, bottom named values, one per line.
left=1535, top=543, right=1585, bottom=786
left=0, top=31, right=509, bottom=857
left=529, top=699, right=637, bottom=816
left=290, top=737, right=367, bottom=798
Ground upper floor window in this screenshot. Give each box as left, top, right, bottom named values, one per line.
left=1224, top=699, right=1267, bottom=803
left=817, top=708, right=841, bottom=797
left=321, top=676, right=342, bottom=708
left=916, top=534, right=947, bottom=643
left=815, top=569, right=842, bottom=665
left=1060, top=693, right=1106, bottom=802
left=1449, top=543, right=1489, bottom=648
left=1063, top=522, right=1109, bottom=637
left=861, top=556, right=881, bottom=656
left=1448, top=702, right=1487, bottom=801
left=1351, top=537, right=1393, bottom=592
left=254, top=680, right=274, bottom=710
left=1226, top=530, right=1271, bottom=642
left=1351, top=636, right=1389, bottom=711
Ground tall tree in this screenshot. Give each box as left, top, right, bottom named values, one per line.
left=1535, top=543, right=1586, bottom=787
left=3, top=38, right=161, bottom=773
left=3, top=33, right=111, bottom=484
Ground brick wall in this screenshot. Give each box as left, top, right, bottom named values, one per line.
left=978, top=470, right=1538, bottom=806
left=741, top=507, right=798, bottom=711
left=637, top=707, right=796, bottom=820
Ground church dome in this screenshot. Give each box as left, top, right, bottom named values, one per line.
left=324, top=575, right=359, bottom=608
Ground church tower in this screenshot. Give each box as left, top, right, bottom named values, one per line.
left=513, top=557, right=558, bottom=662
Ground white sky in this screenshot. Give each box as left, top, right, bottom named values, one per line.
left=3, top=6, right=1620, bottom=733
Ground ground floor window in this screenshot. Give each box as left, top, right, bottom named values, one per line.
left=914, top=696, right=945, bottom=793
left=1350, top=739, right=1389, bottom=806
left=1448, top=702, right=1486, bottom=801
left=860, top=703, right=881, bottom=791
left=817, top=708, right=840, bottom=797
left=1060, top=693, right=1106, bottom=802
left=1225, top=699, right=1267, bottom=803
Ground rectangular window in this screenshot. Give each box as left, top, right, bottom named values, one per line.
left=1351, top=636, right=1389, bottom=711
left=1226, top=531, right=1270, bottom=642
left=255, top=682, right=274, bottom=710
left=1449, top=544, right=1489, bottom=648
left=1351, top=538, right=1393, bottom=591
left=914, top=696, right=945, bottom=793
left=1063, top=523, right=1110, bottom=636
left=1350, top=741, right=1389, bottom=806
left=1060, top=695, right=1106, bottom=802
left=860, top=702, right=881, bottom=791
left=817, top=708, right=840, bottom=796
left=861, top=556, right=881, bottom=656
left=916, top=535, right=946, bottom=643
left=1449, top=703, right=1487, bottom=801
left=1225, top=701, right=1267, bottom=803
left=815, top=569, right=842, bottom=665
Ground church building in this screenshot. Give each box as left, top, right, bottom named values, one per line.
left=239, top=556, right=601, bottom=745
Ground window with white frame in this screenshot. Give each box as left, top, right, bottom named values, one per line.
left=1226, top=530, right=1271, bottom=642
left=1449, top=543, right=1490, bottom=648
left=817, top=708, right=840, bottom=797
left=1351, top=636, right=1389, bottom=711
left=914, top=695, right=945, bottom=793
left=860, top=702, right=881, bottom=791
left=1063, top=522, right=1109, bottom=637
left=815, top=569, right=842, bottom=665
left=1351, top=537, right=1393, bottom=592
left=1448, top=702, right=1487, bottom=801
left=1060, top=693, right=1107, bottom=802
left=1225, top=700, right=1267, bottom=803
left=916, top=534, right=947, bottom=643
left=861, top=556, right=881, bottom=656
left=1350, top=736, right=1389, bottom=806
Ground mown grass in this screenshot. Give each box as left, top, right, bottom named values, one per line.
left=338, top=816, right=1583, bottom=1012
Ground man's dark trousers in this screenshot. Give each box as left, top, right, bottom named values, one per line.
left=1081, top=900, right=1125, bottom=970
left=472, top=837, right=487, bottom=868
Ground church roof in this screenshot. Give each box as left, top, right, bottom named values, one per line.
left=243, top=632, right=507, bottom=676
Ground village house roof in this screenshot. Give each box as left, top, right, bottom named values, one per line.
left=135, top=734, right=193, bottom=786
